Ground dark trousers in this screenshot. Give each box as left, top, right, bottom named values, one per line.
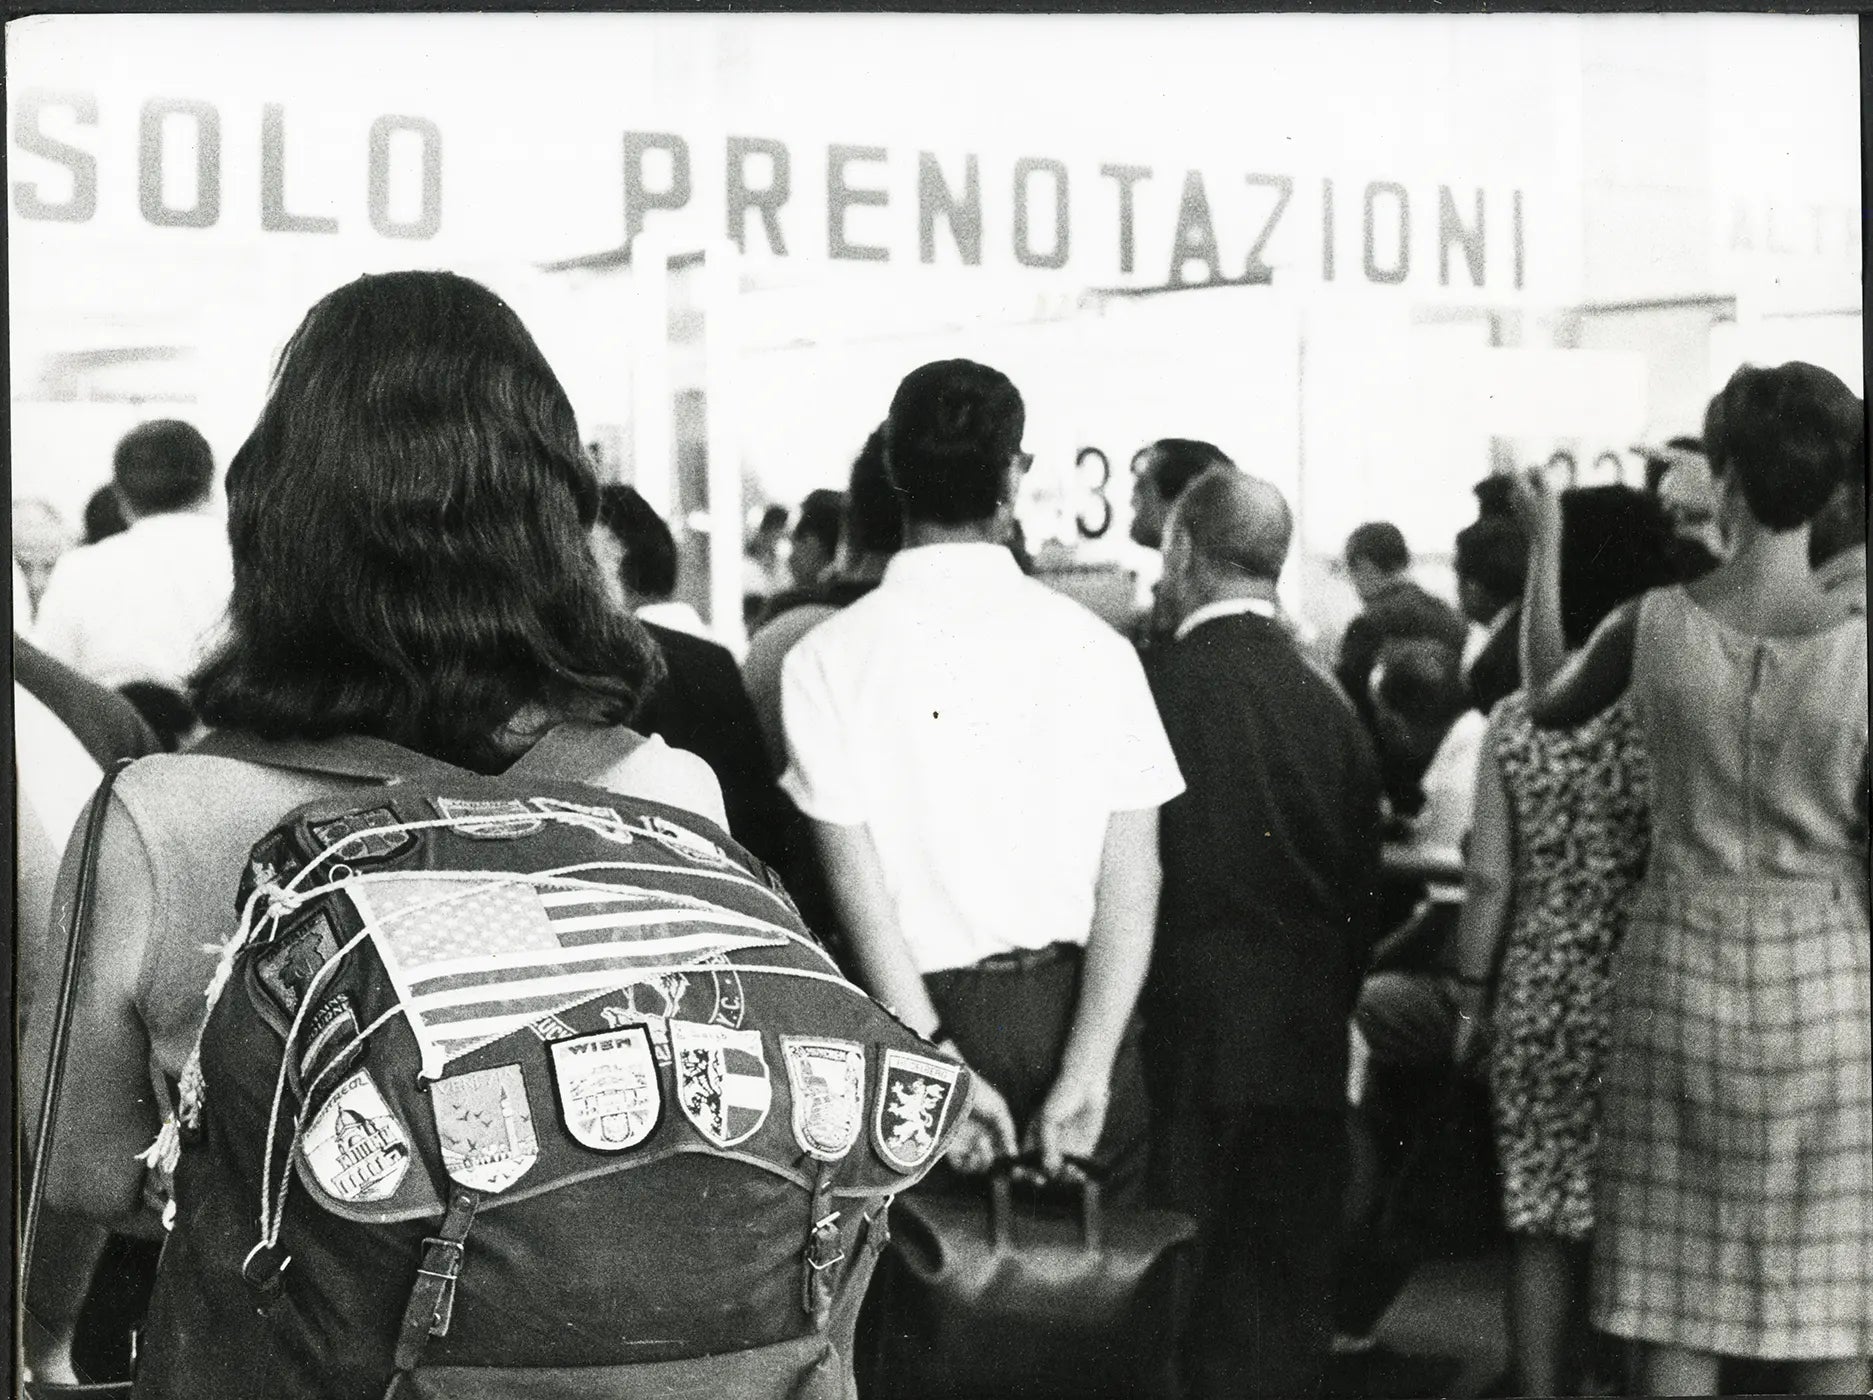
left=1153, top=1105, right=1347, bottom=1400
left=924, top=943, right=1149, bottom=1203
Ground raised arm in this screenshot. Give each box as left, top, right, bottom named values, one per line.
left=1514, top=469, right=1637, bottom=727
left=1026, top=804, right=1160, bottom=1173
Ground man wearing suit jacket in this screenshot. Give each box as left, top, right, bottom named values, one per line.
left=1145, top=466, right=1384, bottom=1400
left=592, top=485, right=791, bottom=870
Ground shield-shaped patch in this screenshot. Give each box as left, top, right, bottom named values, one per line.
left=549, top=1026, right=662, bottom=1151
left=872, top=1049, right=964, bottom=1174
left=671, top=1021, right=771, bottom=1148
left=301, top=1070, right=412, bottom=1204
left=431, top=1063, right=540, bottom=1192
left=434, top=796, right=544, bottom=839
left=782, top=1037, right=865, bottom=1162
left=254, top=909, right=341, bottom=1019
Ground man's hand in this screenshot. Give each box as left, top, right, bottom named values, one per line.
left=946, top=1071, right=1018, bottom=1175
left=1024, top=1067, right=1110, bottom=1176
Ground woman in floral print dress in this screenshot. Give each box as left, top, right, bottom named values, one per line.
left=1453, top=484, right=1689, bottom=1394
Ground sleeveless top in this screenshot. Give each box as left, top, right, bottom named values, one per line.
left=44, top=727, right=724, bottom=1120
left=1630, top=587, right=1867, bottom=883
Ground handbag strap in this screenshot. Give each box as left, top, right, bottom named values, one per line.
left=987, top=1154, right=1103, bottom=1253
left=22, top=760, right=132, bottom=1299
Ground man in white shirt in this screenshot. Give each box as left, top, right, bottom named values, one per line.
left=1355, top=637, right=1488, bottom=1066
left=781, top=359, right=1184, bottom=1193
left=33, top=421, right=232, bottom=690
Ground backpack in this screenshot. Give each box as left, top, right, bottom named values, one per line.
left=133, top=736, right=971, bottom=1400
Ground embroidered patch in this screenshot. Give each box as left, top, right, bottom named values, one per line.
left=431, top=1064, right=539, bottom=1192
left=530, top=797, right=636, bottom=845
left=301, top=1070, right=411, bottom=1203
left=591, top=959, right=746, bottom=1033
left=434, top=796, right=544, bottom=839
left=254, top=910, right=341, bottom=1018
left=237, top=830, right=296, bottom=911
left=872, top=1049, right=964, bottom=1174
left=308, top=807, right=412, bottom=863
left=672, top=1022, right=771, bottom=1148
left=782, top=1037, right=865, bottom=1162
left=550, top=1027, right=662, bottom=1152
left=527, top=1012, right=578, bottom=1043
left=640, top=815, right=733, bottom=869
left=296, top=995, right=364, bottom=1093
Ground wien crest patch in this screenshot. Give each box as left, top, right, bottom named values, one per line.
left=550, top=1026, right=662, bottom=1152
left=431, top=1064, right=540, bottom=1192
left=672, top=1022, right=771, bottom=1148
left=782, top=1037, right=865, bottom=1162
left=301, top=1070, right=412, bottom=1204
left=872, top=1050, right=964, bottom=1174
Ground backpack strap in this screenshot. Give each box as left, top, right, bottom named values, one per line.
left=386, top=1187, right=481, bottom=1389
left=801, top=1160, right=844, bottom=1330
left=22, top=760, right=132, bottom=1305
left=188, top=730, right=480, bottom=786
left=503, top=723, right=649, bottom=783
left=190, top=726, right=649, bottom=788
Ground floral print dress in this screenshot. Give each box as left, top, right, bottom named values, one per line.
left=1487, top=691, right=1650, bottom=1241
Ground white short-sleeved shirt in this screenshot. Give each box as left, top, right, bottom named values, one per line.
left=33, top=512, right=233, bottom=690
left=781, top=543, right=1184, bottom=973
left=1411, top=707, right=1489, bottom=901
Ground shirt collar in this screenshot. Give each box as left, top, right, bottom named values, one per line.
left=882, top=542, right=1023, bottom=589
left=1174, top=596, right=1279, bottom=642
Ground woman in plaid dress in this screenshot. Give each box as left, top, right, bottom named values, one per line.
left=1453, top=486, right=1692, bottom=1395
left=1519, top=362, right=1869, bottom=1396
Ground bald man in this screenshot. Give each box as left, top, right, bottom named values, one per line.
left=1144, top=466, right=1384, bottom=1399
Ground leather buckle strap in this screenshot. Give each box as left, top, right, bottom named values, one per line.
left=800, top=1162, right=842, bottom=1328
left=392, top=1189, right=480, bottom=1374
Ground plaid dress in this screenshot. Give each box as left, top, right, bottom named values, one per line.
left=1592, top=588, right=1871, bottom=1359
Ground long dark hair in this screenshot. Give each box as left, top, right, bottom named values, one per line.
left=191, top=270, right=660, bottom=772
left=1557, top=484, right=1686, bottom=647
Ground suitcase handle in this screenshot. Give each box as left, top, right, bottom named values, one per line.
left=987, top=1154, right=1103, bottom=1253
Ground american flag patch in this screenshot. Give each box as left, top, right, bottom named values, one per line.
left=347, top=875, right=791, bottom=1073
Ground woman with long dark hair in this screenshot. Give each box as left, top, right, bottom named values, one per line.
left=1451, top=484, right=1693, bottom=1394
left=21, top=271, right=723, bottom=1381
left=1519, top=362, right=1869, bottom=1396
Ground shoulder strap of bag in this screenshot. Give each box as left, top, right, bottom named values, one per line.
left=188, top=726, right=650, bottom=789
left=22, top=761, right=134, bottom=1350
left=502, top=723, right=648, bottom=783
left=187, top=730, right=477, bottom=784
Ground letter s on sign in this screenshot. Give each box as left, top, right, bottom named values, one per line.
left=12, top=90, right=97, bottom=223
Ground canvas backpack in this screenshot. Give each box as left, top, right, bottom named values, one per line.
left=132, top=735, right=972, bottom=1400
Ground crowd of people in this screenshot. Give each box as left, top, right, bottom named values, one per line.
left=13, top=267, right=1868, bottom=1399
